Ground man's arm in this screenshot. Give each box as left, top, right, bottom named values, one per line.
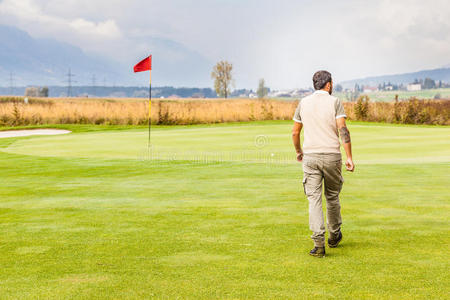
left=292, top=122, right=303, bottom=162
left=336, top=117, right=355, bottom=172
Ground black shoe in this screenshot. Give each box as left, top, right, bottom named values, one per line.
left=309, top=247, right=325, bottom=257
left=328, top=231, right=343, bottom=248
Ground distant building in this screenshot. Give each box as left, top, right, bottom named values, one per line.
left=363, top=86, right=378, bottom=93
left=291, top=89, right=311, bottom=98
left=276, top=93, right=292, bottom=98
left=407, top=83, right=421, bottom=91
left=132, top=90, right=148, bottom=98
left=24, top=86, right=49, bottom=97
left=231, top=89, right=253, bottom=98
left=191, top=93, right=205, bottom=98
left=268, top=89, right=306, bottom=98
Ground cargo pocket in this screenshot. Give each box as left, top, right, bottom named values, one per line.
left=302, top=177, right=307, bottom=195
left=339, top=176, right=344, bottom=193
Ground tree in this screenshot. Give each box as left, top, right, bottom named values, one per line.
left=256, top=78, right=269, bottom=98
left=335, top=84, right=343, bottom=92
left=211, top=61, right=233, bottom=98
left=40, top=86, right=49, bottom=97
left=355, top=95, right=370, bottom=120
left=423, top=78, right=435, bottom=89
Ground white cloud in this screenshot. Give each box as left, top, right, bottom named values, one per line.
left=0, top=0, right=121, bottom=39
left=0, top=0, right=449, bottom=88
left=69, top=19, right=121, bottom=39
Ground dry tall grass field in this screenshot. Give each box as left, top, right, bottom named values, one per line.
left=0, top=97, right=297, bottom=126
left=0, top=96, right=448, bottom=126
left=345, top=97, right=449, bottom=125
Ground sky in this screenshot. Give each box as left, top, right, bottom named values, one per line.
left=1, top=0, right=449, bottom=89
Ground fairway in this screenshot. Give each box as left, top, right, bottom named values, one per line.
left=0, top=121, right=449, bottom=299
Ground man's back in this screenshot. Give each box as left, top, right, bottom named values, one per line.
left=293, top=90, right=346, bottom=154
left=291, top=70, right=354, bottom=257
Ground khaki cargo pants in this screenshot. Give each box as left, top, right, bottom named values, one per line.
left=302, top=153, right=344, bottom=247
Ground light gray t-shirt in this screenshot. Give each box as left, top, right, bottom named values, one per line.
left=293, top=90, right=346, bottom=154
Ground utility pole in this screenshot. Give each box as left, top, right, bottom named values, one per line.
left=65, top=68, right=76, bottom=97
left=91, top=74, right=96, bottom=97
left=9, top=72, right=14, bottom=96
left=102, top=77, right=107, bottom=97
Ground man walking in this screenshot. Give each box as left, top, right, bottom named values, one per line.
left=292, top=70, right=355, bottom=258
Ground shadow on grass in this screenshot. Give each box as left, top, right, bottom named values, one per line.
left=323, top=240, right=358, bottom=257
left=303, top=241, right=358, bottom=259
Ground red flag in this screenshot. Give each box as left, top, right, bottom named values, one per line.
left=134, top=55, right=152, bottom=72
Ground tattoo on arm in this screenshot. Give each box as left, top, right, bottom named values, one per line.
left=339, top=126, right=351, bottom=144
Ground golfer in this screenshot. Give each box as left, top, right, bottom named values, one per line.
left=292, top=70, right=355, bottom=258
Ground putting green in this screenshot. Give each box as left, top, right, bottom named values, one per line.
left=3, top=122, right=450, bottom=164
left=0, top=121, right=449, bottom=299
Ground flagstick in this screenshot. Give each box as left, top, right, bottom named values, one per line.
left=148, top=68, right=152, bottom=151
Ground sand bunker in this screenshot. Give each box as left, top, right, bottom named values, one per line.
left=0, top=129, right=71, bottom=138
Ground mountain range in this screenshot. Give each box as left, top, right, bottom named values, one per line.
left=0, top=25, right=120, bottom=86
left=339, top=67, right=450, bottom=88
left=1, top=24, right=449, bottom=91
left=0, top=24, right=212, bottom=88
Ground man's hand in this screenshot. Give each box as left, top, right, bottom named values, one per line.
left=296, top=150, right=303, bottom=162
left=345, top=158, right=355, bottom=172
left=336, top=117, right=354, bottom=172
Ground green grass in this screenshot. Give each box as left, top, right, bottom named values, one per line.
left=0, top=121, right=449, bottom=299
